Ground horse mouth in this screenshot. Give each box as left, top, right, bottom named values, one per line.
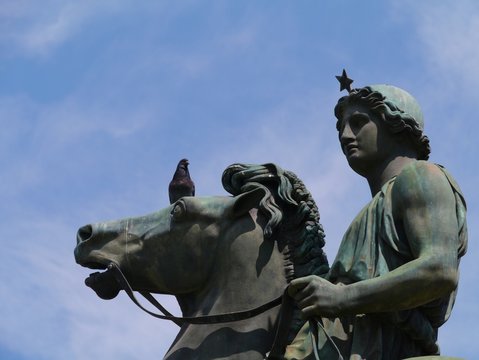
left=83, top=262, right=108, bottom=270
left=83, top=262, right=121, bottom=300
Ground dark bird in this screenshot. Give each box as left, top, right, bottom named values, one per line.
left=168, top=158, right=195, bottom=204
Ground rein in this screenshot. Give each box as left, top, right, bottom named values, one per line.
left=108, top=262, right=283, bottom=326
left=108, top=263, right=342, bottom=360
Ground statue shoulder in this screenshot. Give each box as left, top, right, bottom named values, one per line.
left=392, top=160, right=455, bottom=213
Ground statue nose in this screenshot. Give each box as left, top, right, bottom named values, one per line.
left=77, top=224, right=93, bottom=244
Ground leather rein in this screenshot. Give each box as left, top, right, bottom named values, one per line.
left=107, top=262, right=285, bottom=327
left=108, top=262, right=342, bottom=360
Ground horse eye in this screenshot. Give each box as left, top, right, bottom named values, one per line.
left=171, top=202, right=186, bottom=221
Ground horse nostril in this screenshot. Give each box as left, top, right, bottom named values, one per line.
left=77, top=225, right=93, bottom=244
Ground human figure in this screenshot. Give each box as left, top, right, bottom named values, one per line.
left=285, top=81, right=468, bottom=359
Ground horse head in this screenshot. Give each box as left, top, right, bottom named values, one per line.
left=75, top=187, right=267, bottom=298
left=74, top=163, right=328, bottom=359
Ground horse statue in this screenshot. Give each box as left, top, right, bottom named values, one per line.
left=74, top=163, right=329, bottom=359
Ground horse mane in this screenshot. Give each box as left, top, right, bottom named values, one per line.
left=222, top=163, right=329, bottom=340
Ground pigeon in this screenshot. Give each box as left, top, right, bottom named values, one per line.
left=168, top=158, right=195, bottom=204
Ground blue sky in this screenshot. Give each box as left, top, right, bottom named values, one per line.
left=1, top=1, right=478, bottom=359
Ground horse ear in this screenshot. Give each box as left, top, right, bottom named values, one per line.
left=231, top=188, right=265, bottom=218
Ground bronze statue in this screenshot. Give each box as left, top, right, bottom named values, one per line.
left=286, top=72, right=468, bottom=359
left=74, top=71, right=467, bottom=359
left=74, top=163, right=329, bottom=359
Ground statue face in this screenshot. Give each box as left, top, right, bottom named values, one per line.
left=338, top=102, right=398, bottom=176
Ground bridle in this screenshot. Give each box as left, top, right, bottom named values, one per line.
left=107, top=262, right=294, bottom=358
left=107, top=262, right=342, bottom=360
left=108, top=262, right=285, bottom=326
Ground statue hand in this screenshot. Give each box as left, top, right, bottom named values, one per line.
left=288, top=275, right=345, bottom=318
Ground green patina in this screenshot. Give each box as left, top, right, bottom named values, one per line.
left=285, top=81, right=468, bottom=359
left=74, top=77, right=467, bottom=359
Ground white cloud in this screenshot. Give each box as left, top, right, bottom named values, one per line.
left=0, top=0, right=29, bottom=18
left=397, top=1, right=479, bottom=89
left=0, top=93, right=156, bottom=206
left=20, top=4, right=77, bottom=54
left=219, top=22, right=259, bottom=53
left=0, top=0, right=134, bottom=56
left=41, top=97, right=154, bottom=141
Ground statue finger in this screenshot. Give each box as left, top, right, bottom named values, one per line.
left=288, top=277, right=311, bottom=297
left=297, top=294, right=317, bottom=310
left=300, top=304, right=318, bottom=319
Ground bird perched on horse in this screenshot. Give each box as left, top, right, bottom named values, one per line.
left=168, top=158, right=195, bottom=204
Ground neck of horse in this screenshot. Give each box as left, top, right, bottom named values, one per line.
left=165, top=215, right=288, bottom=359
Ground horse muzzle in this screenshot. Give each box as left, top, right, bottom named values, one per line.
left=84, top=265, right=121, bottom=300
left=75, top=224, right=122, bottom=300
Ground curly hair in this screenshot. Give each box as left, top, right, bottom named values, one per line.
left=222, top=163, right=329, bottom=340
left=334, top=86, right=431, bottom=160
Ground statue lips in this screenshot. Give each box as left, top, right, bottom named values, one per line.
left=85, top=266, right=121, bottom=300
left=344, top=144, right=359, bottom=157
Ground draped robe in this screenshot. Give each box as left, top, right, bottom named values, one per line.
left=284, top=164, right=467, bottom=360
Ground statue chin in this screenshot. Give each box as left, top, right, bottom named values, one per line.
left=85, top=269, right=121, bottom=300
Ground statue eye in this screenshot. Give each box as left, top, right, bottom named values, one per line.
left=171, top=201, right=186, bottom=221
left=349, top=113, right=369, bottom=129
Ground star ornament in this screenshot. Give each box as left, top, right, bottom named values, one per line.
left=336, top=69, right=354, bottom=93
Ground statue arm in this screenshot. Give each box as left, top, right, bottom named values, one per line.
left=289, top=161, right=460, bottom=317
